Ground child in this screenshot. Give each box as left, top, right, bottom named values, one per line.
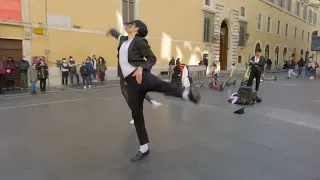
left=29, top=63, right=38, bottom=94
left=80, top=62, right=90, bottom=88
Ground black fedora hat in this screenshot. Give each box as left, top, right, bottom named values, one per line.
left=234, top=107, right=245, bottom=114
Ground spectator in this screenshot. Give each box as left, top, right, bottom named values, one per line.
left=4, top=57, right=17, bottom=90
left=0, top=60, right=5, bottom=94
left=308, top=57, right=318, bottom=80
left=29, top=62, right=38, bottom=95
left=203, top=57, right=208, bottom=69
left=37, top=59, right=48, bottom=92
left=169, top=57, right=175, bottom=65
left=176, top=58, right=181, bottom=65
left=19, top=56, right=30, bottom=89
left=266, top=58, right=272, bottom=71
left=68, top=56, right=80, bottom=85
left=198, top=58, right=204, bottom=65
left=85, top=57, right=94, bottom=86
left=92, top=55, right=98, bottom=82
left=80, top=61, right=91, bottom=89
left=60, top=58, right=69, bottom=85
left=97, top=56, right=107, bottom=83
left=297, top=56, right=305, bottom=76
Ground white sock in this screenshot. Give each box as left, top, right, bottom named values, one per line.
left=139, top=144, right=149, bottom=153
left=182, top=90, right=190, bottom=101
left=150, top=100, right=162, bottom=109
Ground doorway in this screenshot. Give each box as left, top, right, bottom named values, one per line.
left=219, top=21, right=228, bottom=70
left=0, top=38, right=23, bottom=87
left=275, top=46, right=279, bottom=65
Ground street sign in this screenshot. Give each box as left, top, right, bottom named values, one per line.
left=33, top=27, right=45, bottom=35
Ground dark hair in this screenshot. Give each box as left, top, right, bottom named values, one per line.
left=99, top=56, right=105, bottom=64
left=69, top=56, right=73, bottom=59
left=126, top=20, right=148, bottom=37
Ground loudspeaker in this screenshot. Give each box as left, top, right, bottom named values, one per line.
left=237, top=86, right=253, bottom=105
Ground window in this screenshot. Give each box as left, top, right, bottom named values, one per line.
left=308, top=9, right=312, bottom=22
left=294, top=27, right=297, bottom=39
left=278, top=0, right=285, bottom=8
left=241, top=7, right=245, bottom=17
left=122, top=0, right=135, bottom=23
left=239, top=21, right=247, bottom=46
left=255, top=43, right=261, bottom=51
left=277, top=21, right=281, bottom=35
left=313, top=12, right=317, bottom=24
left=203, top=18, right=211, bottom=42
left=205, top=0, right=210, bottom=6
left=307, top=32, right=310, bottom=42
left=267, top=17, right=271, bottom=33
left=303, top=5, right=307, bottom=20
left=257, top=14, right=262, bottom=31
left=238, top=56, right=242, bottom=63
left=275, top=46, right=279, bottom=65
left=302, top=30, right=304, bottom=41
left=285, top=24, right=288, bottom=37
left=296, top=1, right=300, bottom=16
left=286, top=0, right=292, bottom=12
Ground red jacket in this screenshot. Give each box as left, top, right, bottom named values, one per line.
left=0, top=61, right=5, bottom=74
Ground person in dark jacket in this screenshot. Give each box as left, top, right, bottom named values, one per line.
left=0, top=60, right=5, bottom=94
left=80, top=62, right=90, bottom=88
left=85, top=57, right=94, bottom=86
left=247, top=48, right=264, bottom=93
left=29, top=63, right=38, bottom=94
left=4, top=57, right=18, bottom=89
left=68, top=56, right=80, bottom=85
left=287, top=57, right=298, bottom=78
left=169, top=57, right=175, bottom=65
left=297, top=56, right=305, bottom=76
left=97, top=56, right=107, bottom=83
left=60, top=58, right=69, bottom=85
left=266, top=59, right=272, bottom=71
left=176, top=58, right=181, bottom=65
left=19, top=56, right=30, bottom=89
left=107, top=20, right=200, bottom=162
left=37, top=59, right=48, bottom=92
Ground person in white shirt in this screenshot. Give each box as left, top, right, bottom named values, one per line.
left=107, top=20, right=200, bottom=162
left=91, top=55, right=98, bottom=82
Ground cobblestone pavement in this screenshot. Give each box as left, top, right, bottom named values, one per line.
left=0, top=73, right=319, bottom=180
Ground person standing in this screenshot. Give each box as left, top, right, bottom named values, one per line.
left=37, top=59, right=48, bottom=93
left=176, top=58, right=181, bottom=65
left=68, top=56, right=80, bottom=85
left=107, top=20, right=200, bottom=162
left=169, top=57, right=175, bottom=65
left=92, top=55, right=98, bottom=82
left=97, top=57, right=107, bottom=83
left=80, top=62, right=90, bottom=89
left=247, top=48, right=264, bottom=95
left=266, top=58, right=272, bottom=71
left=19, top=56, right=30, bottom=89
left=297, top=56, right=305, bottom=76
left=4, top=57, right=17, bottom=89
left=29, top=62, right=38, bottom=95
left=0, top=60, right=5, bottom=94
left=60, top=58, right=69, bottom=86
left=85, top=57, right=94, bottom=87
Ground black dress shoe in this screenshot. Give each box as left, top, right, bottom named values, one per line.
left=131, top=150, right=150, bottom=162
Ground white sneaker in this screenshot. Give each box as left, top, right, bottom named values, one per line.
left=84, top=86, right=87, bottom=89
left=130, top=120, right=134, bottom=125
left=88, top=85, right=92, bottom=88
left=151, top=100, right=162, bottom=109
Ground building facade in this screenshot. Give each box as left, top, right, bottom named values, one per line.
left=0, top=0, right=319, bottom=86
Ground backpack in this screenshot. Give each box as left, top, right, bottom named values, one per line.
left=236, top=86, right=253, bottom=105
left=315, top=62, right=319, bottom=69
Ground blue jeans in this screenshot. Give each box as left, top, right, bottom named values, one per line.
left=92, top=69, right=97, bottom=80
left=31, top=81, right=36, bottom=92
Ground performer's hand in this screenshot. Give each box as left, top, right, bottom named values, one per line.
left=133, top=67, right=143, bottom=84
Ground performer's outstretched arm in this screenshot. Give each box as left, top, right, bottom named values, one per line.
left=107, top=28, right=121, bottom=40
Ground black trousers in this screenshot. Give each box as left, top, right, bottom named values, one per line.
left=40, top=78, right=46, bottom=92
left=100, top=71, right=106, bottom=82
left=82, top=75, right=90, bottom=86
left=0, top=74, right=5, bottom=93
left=247, top=68, right=261, bottom=91
left=70, top=71, right=79, bottom=84
left=62, top=71, right=68, bottom=85
left=122, top=70, right=184, bottom=145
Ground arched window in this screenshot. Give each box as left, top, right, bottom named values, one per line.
left=265, top=44, right=270, bottom=60
left=283, top=47, right=287, bottom=63
left=255, top=43, right=261, bottom=51
left=275, top=46, right=279, bottom=65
